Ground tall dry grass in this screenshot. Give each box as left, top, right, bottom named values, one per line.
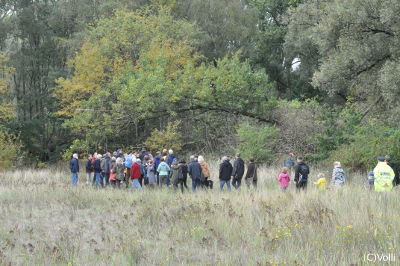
left=0, top=164, right=399, bottom=265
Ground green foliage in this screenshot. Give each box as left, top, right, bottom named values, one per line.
left=236, top=123, right=279, bottom=163
left=312, top=103, right=362, bottom=161
left=145, top=121, right=183, bottom=153
left=330, top=121, right=400, bottom=170
left=0, top=131, right=23, bottom=169
left=62, top=139, right=92, bottom=161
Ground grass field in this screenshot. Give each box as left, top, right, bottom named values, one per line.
left=0, top=165, right=399, bottom=265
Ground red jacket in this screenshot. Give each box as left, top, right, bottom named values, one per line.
left=130, top=163, right=141, bottom=179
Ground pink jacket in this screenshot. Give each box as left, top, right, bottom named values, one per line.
left=278, top=173, right=291, bottom=188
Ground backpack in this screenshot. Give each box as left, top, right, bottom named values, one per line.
left=299, top=164, right=309, bottom=176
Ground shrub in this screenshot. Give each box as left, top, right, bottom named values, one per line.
left=330, top=120, right=400, bottom=170
left=0, top=131, right=23, bottom=169
left=144, top=121, right=183, bottom=153
left=62, top=139, right=91, bottom=161
left=236, top=123, right=279, bottom=164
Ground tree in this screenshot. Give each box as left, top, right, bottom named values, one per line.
left=286, top=0, right=400, bottom=107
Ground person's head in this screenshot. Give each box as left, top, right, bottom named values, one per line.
left=198, top=155, right=204, bottom=163
left=156, top=151, right=161, bottom=156
left=249, top=158, right=255, bottom=163
left=281, top=167, right=288, bottom=174
left=169, top=149, right=174, bottom=155
left=334, top=161, right=341, bottom=167
left=289, top=153, right=295, bottom=157
left=106, top=152, right=111, bottom=157
left=111, top=157, right=116, bottom=162
left=172, top=160, right=178, bottom=166
left=222, top=156, right=228, bottom=162
left=297, top=156, right=304, bottom=163
left=116, top=157, right=123, bottom=165
left=318, top=173, right=325, bottom=179
left=190, top=155, right=195, bottom=161
left=97, top=154, right=102, bottom=160
left=161, top=157, right=165, bottom=162
left=144, top=155, right=148, bottom=161
left=385, top=155, right=391, bottom=162
left=236, top=153, right=240, bottom=158
left=377, top=156, right=385, bottom=162
left=73, top=153, right=78, bottom=159
left=88, top=154, right=92, bottom=159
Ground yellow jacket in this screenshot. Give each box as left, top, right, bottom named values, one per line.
left=373, top=162, right=394, bottom=192
left=313, top=177, right=327, bottom=190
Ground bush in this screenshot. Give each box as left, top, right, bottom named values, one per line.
left=330, top=120, right=400, bottom=170
left=236, top=123, right=279, bottom=164
left=62, top=139, right=91, bottom=161
left=144, top=121, right=183, bottom=153
left=0, top=131, right=23, bottom=169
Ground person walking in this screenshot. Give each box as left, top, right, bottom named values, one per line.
left=188, top=155, right=202, bottom=191
left=93, top=154, right=103, bottom=188
left=294, top=156, right=310, bottom=191
left=170, top=161, right=183, bottom=192
left=146, top=160, right=157, bottom=188
left=277, top=167, right=290, bottom=191
left=154, top=151, right=161, bottom=185
left=112, top=157, right=124, bottom=189
left=69, top=153, right=80, bottom=186
left=130, top=159, right=143, bottom=191
left=101, top=152, right=111, bottom=186
left=124, top=152, right=134, bottom=189
left=332, top=161, right=345, bottom=187
left=244, top=158, right=258, bottom=188
left=179, top=159, right=189, bottom=191
left=284, top=153, right=296, bottom=176
left=231, top=153, right=245, bottom=189
left=157, top=157, right=170, bottom=188
left=219, top=156, right=233, bottom=191
left=314, top=173, right=327, bottom=190
left=373, top=156, right=395, bottom=192
left=198, top=156, right=211, bottom=188
left=85, top=154, right=93, bottom=185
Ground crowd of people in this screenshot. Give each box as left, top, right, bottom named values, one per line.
left=68, top=149, right=400, bottom=193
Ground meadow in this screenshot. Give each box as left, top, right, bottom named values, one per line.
left=0, top=165, right=399, bottom=265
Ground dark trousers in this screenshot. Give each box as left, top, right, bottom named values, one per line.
left=124, top=168, right=130, bottom=188
left=174, top=179, right=185, bottom=193
left=232, top=175, right=243, bottom=189
left=110, top=180, right=120, bottom=189
left=103, top=172, right=110, bottom=186
left=296, top=180, right=308, bottom=191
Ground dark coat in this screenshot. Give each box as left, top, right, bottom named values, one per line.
left=85, top=159, right=92, bottom=173
left=188, top=161, right=202, bottom=180
left=166, top=154, right=176, bottom=166
left=295, top=161, right=309, bottom=183
left=180, top=163, right=188, bottom=179
left=232, top=157, right=245, bottom=178
left=245, top=162, right=257, bottom=180
left=101, top=156, right=111, bottom=173
left=388, top=161, right=400, bottom=186
left=69, top=158, right=79, bottom=173
left=219, top=160, right=233, bottom=181
left=93, top=159, right=102, bottom=173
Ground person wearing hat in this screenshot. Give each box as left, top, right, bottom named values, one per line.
left=384, top=155, right=400, bottom=187
left=373, top=156, right=395, bottom=192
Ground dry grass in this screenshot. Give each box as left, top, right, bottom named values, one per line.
left=0, top=165, right=399, bottom=265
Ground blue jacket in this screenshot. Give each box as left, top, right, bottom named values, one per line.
left=188, top=161, right=202, bottom=180
left=125, top=155, right=133, bottom=168
left=166, top=154, right=176, bottom=166
left=154, top=156, right=161, bottom=170
left=69, top=158, right=79, bottom=173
